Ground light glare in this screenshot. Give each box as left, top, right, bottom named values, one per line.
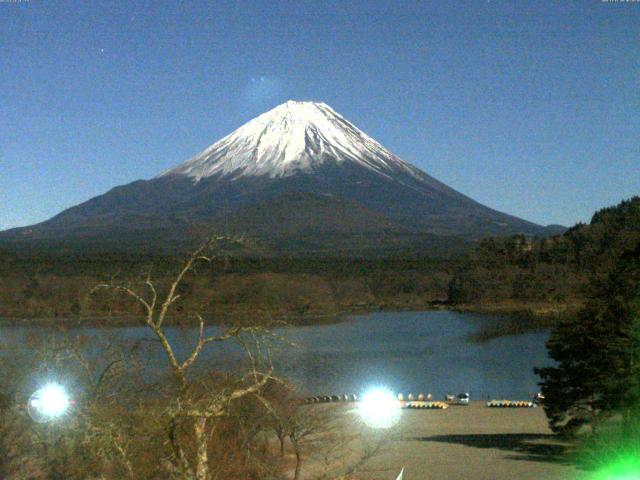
left=28, top=383, right=71, bottom=422
left=590, top=454, right=640, bottom=480
left=358, top=388, right=400, bottom=429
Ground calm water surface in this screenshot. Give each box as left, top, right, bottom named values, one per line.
left=1, top=311, right=550, bottom=400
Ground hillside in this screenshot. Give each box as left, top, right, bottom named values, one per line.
left=449, top=196, right=640, bottom=315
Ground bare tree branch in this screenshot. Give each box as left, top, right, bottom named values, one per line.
left=92, top=283, right=153, bottom=317
left=156, top=238, right=219, bottom=329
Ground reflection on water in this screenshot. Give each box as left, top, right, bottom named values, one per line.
left=0, top=311, right=550, bottom=399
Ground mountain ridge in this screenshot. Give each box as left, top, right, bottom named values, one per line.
left=0, top=100, right=565, bottom=255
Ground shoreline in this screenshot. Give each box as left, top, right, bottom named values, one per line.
left=0, top=300, right=578, bottom=334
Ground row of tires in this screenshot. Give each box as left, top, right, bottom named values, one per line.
left=486, top=400, right=535, bottom=408
left=303, top=397, right=535, bottom=408
left=303, top=394, right=358, bottom=404
left=403, top=401, right=448, bottom=409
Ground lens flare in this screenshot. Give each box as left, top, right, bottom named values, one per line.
left=594, top=458, right=640, bottom=480
left=358, top=387, right=401, bottom=429
left=28, top=383, right=71, bottom=422
left=591, top=456, right=640, bottom=480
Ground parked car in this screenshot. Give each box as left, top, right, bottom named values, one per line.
left=533, top=392, right=545, bottom=405
left=449, top=393, right=470, bottom=405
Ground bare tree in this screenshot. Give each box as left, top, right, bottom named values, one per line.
left=0, top=325, right=150, bottom=480
left=262, top=381, right=394, bottom=480
left=93, top=236, right=278, bottom=480
left=0, top=337, right=37, bottom=479
left=306, top=408, right=394, bottom=480
left=1, top=237, right=392, bottom=480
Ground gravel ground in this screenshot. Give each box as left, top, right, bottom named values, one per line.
left=310, top=401, right=590, bottom=480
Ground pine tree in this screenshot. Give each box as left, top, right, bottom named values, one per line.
left=535, top=243, right=640, bottom=434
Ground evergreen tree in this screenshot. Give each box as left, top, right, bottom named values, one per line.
left=536, top=243, right=640, bottom=434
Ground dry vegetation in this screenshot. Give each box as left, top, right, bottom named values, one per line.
left=0, top=238, right=391, bottom=480
left=0, top=255, right=452, bottom=323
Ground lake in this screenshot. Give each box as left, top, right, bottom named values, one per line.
left=0, top=310, right=551, bottom=400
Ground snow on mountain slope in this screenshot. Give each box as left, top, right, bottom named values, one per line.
left=0, top=99, right=563, bottom=252
left=161, top=100, right=423, bottom=181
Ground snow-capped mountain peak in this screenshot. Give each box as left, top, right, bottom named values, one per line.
left=161, top=100, right=419, bottom=181
left=1, top=101, right=557, bottom=248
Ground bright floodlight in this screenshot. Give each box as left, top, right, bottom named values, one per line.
left=28, top=383, right=71, bottom=423
left=358, top=387, right=400, bottom=429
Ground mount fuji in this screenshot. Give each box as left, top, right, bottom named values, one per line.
left=1, top=101, right=563, bottom=254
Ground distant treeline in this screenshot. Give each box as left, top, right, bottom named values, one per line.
left=0, top=252, right=455, bottom=321
left=1, top=197, right=638, bottom=325
left=449, top=196, right=640, bottom=313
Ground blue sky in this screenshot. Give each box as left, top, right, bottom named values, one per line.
left=1, top=0, right=638, bottom=230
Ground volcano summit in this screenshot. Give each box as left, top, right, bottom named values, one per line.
left=1, top=101, right=562, bottom=254
left=161, top=100, right=424, bottom=181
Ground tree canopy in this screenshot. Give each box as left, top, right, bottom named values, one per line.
left=536, top=233, right=640, bottom=434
